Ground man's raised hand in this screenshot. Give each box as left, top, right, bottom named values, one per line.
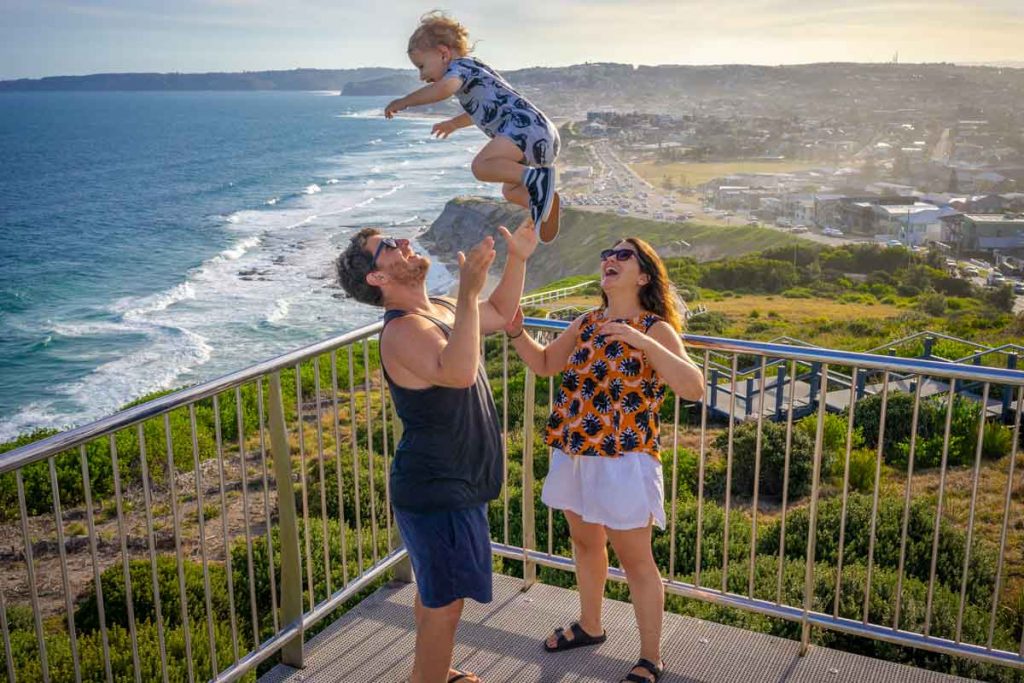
left=496, top=216, right=538, bottom=262
left=457, top=236, right=496, bottom=296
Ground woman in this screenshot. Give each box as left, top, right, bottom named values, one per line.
left=504, top=237, right=704, bottom=683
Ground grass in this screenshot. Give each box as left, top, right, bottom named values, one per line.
left=631, top=159, right=825, bottom=189
left=707, top=295, right=905, bottom=321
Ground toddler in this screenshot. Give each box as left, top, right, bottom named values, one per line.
left=385, top=12, right=561, bottom=243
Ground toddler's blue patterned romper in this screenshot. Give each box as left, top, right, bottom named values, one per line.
left=444, top=56, right=560, bottom=168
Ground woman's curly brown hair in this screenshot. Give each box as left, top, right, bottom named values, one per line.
left=407, top=11, right=472, bottom=56
left=601, top=237, right=684, bottom=332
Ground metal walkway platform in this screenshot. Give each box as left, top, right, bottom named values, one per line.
left=259, top=574, right=971, bottom=683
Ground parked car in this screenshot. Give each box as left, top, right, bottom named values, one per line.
left=822, top=227, right=844, bottom=237
left=1014, top=282, right=1024, bottom=295
left=988, top=272, right=1007, bottom=287
left=790, top=225, right=809, bottom=234
left=963, top=266, right=980, bottom=276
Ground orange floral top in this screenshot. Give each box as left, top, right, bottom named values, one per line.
left=545, top=309, right=668, bottom=460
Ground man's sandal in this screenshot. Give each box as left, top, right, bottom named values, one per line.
left=619, top=657, right=663, bottom=683
left=542, top=621, right=607, bottom=652
left=447, top=670, right=479, bottom=683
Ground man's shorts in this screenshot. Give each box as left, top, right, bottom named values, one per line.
left=393, top=504, right=493, bottom=609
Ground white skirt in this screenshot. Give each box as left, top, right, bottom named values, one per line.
left=541, top=448, right=666, bottom=530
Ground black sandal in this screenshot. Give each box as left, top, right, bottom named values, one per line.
left=447, top=670, right=479, bottom=683
left=620, top=657, right=663, bottom=683
left=543, top=621, right=607, bottom=652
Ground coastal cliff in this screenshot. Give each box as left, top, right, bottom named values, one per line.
left=421, top=197, right=808, bottom=291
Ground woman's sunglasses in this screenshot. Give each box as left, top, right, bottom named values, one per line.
left=600, top=248, right=637, bottom=262
left=371, top=237, right=399, bottom=269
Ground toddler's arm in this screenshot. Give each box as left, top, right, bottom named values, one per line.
left=385, top=78, right=461, bottom=119
left=432, top=113, right=473, bottom=139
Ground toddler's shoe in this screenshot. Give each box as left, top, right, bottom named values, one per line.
left=538, top=192, right=560, bottom=244
left=523, top=167, right=559, bottom=242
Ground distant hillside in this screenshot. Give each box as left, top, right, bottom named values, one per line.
left=0, top=67, right=408, bottom=92
left=342, top=74, right=422, bottom=96
left=5, top=62, right=1024, bottom=120
left=421, top=197, right=808, bottom=290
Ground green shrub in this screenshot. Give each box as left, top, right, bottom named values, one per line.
left=981, top=421, right=1014, bottom=460
left=918, top=291, right=947, bottom=316
left=757, top=493, right=998, bottom=606
left=713, top=420, right=815, bottom=500
left=846, top=447, right=878, bottom=492
left=75, top=556, right=233, bottom=636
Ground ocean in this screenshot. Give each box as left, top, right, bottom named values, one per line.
left=0, top=91, right=497, bottom=442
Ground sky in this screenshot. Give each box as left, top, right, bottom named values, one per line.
left=2, top=0, right=1024, bottom=80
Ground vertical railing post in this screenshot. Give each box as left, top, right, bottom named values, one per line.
left=800, top=364, right=830, bottom=655
left=774, top=362, right=787, bottom=419
left=745, top=373, right=755, bottom=417
left=808, top=362, right=821, bottom=409
left=1003, top=353, right=1017, bottom=421
left=522, top=368, right=537, bottom=590
left=710, top=369, right=720, bottom=412
left=268, top=371, right=304, bottom=669
left=390, top=416, right=414, bottom=583
left=923, top=335, right=934, bottom=359
left=856, top=369, right=866, bottom=402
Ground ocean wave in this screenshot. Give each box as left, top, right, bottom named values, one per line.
left=368, top=138, right=383, bottom=145
left=265, top=298, right=291, bottom=325
left=326, top=178, right=340, bottom=185
left=224, top=212, right=243, bottom=224
left=304, top=184, right=322, bottom=195
left=2, top=322, right=214, bottom=442
left=286, top=215, right=317, bottom=230
left=266, top=197, right=279, bottom=205
left=335, top=109, right=382, bottom=119
left=48, top=319, right=130, bottom=338
left=317, top=184, right=405, bottom=218
left=120, top=281, right=197, bottom=321
left=219, top=235, right=262, bottom=261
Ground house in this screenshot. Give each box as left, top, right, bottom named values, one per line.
left=940, top=213, right=1024, bottom=253
left=874, top=203, right=950, bottom=246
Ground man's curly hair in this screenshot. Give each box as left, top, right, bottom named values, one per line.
left=336, top=227, right=383, bottom=306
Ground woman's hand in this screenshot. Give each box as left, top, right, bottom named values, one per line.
left=600, top=322, right=652, bottom=352
left=431, top=118, right=460, bottom=139
left=384, top=98, right=407, bottom=119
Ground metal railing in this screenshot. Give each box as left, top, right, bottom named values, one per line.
left=1, top=316, right=1023, bottom=681
left=0, top=322, right=407, bottom=683
left=519, top=280, right=597, bottom=306
left=493, top=319, right=1024, bottom=674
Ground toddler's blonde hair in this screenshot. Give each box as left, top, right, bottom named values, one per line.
left=407, top=11, right=471, bottom=56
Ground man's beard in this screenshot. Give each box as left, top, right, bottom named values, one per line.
left=388, top=256, right=430, bottom=286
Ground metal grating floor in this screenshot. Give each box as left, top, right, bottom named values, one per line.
left=260, top=573, right=974, bottom=683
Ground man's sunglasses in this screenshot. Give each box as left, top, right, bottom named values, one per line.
left=371, top=237, right=399, bottom=269
left=600, top=248, right=637, bottom=262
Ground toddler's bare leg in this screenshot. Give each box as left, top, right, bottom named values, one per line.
left=472, top=136, right=528, bottom=185
left=502, top=182, right=530, bottom=210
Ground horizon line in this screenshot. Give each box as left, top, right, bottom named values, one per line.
left=4, top=59, right=1024, bottom=83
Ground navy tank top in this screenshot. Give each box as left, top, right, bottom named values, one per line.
left=381, top=298, right=503, bottom=512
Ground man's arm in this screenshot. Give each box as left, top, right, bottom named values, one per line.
left=381, top=237, right=495, bottom=388
left=478, top=217, right=537, bottom=334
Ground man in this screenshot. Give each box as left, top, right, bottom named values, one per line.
left=336, top=217, right=536, bottom=683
